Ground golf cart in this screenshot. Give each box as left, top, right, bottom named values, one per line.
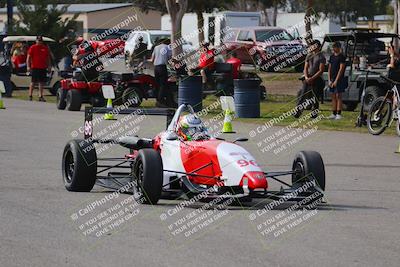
left=321, top=28, right=399, bottom=111
left=2, top=36, right=63, bottom=95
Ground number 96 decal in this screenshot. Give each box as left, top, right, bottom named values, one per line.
left=237, top=159, right=258, bottom=167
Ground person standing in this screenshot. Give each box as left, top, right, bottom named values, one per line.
left=294, top=40, right=326, bottom=119
left=327, top=42, right=347, bottom=120
left=0, top=50, right=12, bottom=97
left=11, top=42, right=27, bottom=73
left=198, top=42, right=215, bottom=91
left=388, top=44, right=400, bottom=69
left=73, top=40, right=102, bottom=81
left=149, top=38, right=172, bottom=107
left=59, top=29, right=76, bottom=71
left=226, top=51, right=242, bottom=79
left=27, top=36, right=51, bottom=101
left=129, top=36, right=147, bottom=68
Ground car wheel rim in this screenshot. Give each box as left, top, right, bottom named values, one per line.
left=294, top=161, right=306, bottom=183
left=66, top=94, right=71, bottom=106
left=365, top=94, right=374, bottom=106
left=127, top=90, right=140, bottom=105
left=64, top=151, right=74, bottom=184
left=133, top=161, right=144, bottom=197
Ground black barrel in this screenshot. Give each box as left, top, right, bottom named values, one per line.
left=178, top=75, right=202, bottom=112
left=234, top=78, right=261, bottom=118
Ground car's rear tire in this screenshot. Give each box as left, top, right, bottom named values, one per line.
left=56, top=88, right=67, bottom=110
left=363, top=85, right=384, bottom=112
left=133, top=149, right=163, bottom=204
left=66, top=89, right=82, bottom=111
left=122, top=87, right=143, bottom=107
left=91, top=94, right=105, bottom=107
left=62, top=139, right=97, bottom=192
left=292, top=151, right=325, bottom=191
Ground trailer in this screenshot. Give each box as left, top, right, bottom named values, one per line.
left=161, top=11, right=262, bottom=47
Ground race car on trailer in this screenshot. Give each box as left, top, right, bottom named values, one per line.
left=62, top=104, right=326, bottom=205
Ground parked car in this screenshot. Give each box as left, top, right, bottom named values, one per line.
left=2, top=36, right=62, bottom=95
left=321, top=28, right=399, bottom=111
left=124, top=30, right=193, bottom=63
left=56, top=69, right=111, bottom=111
left=112, top=65, right=178, bottom=108
left=224, top=26, right=307, bottom=72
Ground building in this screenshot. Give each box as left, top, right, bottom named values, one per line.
left=0, top=3, right=162, bottom=40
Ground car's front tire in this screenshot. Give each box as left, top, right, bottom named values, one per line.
left=122, top=87, right=143, bottom=107
left=62, top=139, right=97, bottom=192
left=133, top=149, right=163, bottom=204
left=363, top=85, right=384, bottom=112
left=56, top=88, right=67, bottom=110
left=66, top=89, right=82, bottom=111
left=292, top=151, right=325, bottom=191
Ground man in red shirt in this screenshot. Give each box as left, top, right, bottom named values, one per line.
left=226, top=51, right=242, bottom=79
left=27, top=36, right=51, bottom=101
left=198, top=42, right=215, bottom=90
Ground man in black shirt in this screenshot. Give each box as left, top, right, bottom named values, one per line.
left=327, top=42, right=347, bottom=120
left=129, top=36, right=147, bottom=68
left=295, top=40, right=326, bottom=119
left=0, top=50, right=12, bottom=97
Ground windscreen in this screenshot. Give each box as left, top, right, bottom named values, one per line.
left=255, top=29, right=294, bottom=42
left=150, top=34, right=170, bottom=44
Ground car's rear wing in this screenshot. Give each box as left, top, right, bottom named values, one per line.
left=84, top=106, right=175, bottom=139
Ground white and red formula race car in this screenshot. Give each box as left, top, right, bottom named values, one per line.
left=62, top=104, right=326, bottom=205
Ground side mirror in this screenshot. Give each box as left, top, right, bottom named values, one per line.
left=233, top=137, right=248, bottom=143
left=166, top=132, right=178, bottom=141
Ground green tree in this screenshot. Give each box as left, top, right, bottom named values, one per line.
left=304, top=0, right=314, bottom=44
left=132, top=0, right=167, bottom=13
left=165, top=0, right=188, bottom=57
left=313, top=0, right=390, bottom=26
left=284, top=0, right=391, bottom=44
left=256, top=0, right=286, bottom=26
left=12, top=0, right=79, bottom=61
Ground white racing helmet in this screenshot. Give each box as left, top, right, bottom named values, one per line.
left=177, top=114, right=209, bottom=141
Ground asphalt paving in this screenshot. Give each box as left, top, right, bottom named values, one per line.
left=1, top=98, right=400, bottom=267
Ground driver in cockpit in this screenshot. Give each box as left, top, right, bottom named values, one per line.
left=177, top=114, right=210, bottom=141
